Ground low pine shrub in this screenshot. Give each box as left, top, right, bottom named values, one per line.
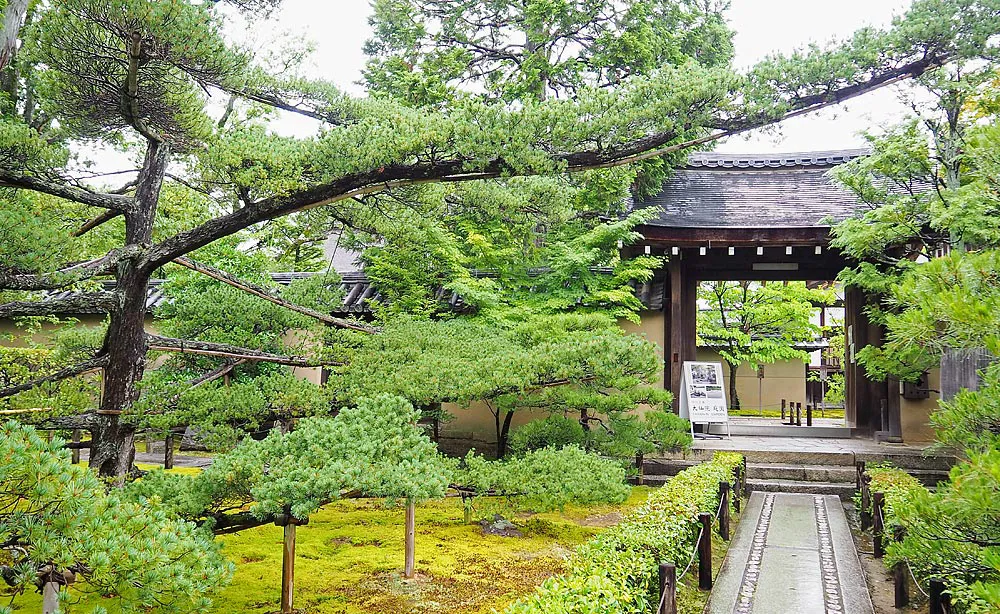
left=503, top=452, right=743, bottom=614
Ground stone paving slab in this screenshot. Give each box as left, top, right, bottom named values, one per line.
left=707, top=492, right=874, bottom=614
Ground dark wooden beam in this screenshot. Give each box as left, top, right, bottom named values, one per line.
left=637, top=226, right=833, bottom=246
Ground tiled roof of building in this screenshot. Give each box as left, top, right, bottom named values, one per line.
left=39, top=273, right=668, bottom=316
left=634, top=149, right=868, bottom=229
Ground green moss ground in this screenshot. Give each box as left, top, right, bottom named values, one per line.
left=9, top=488, right=652, bottom=614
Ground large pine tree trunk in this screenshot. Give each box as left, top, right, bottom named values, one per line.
left=727, top=361, right=740, bottom=411
left=89, top=140, right=168, bottom=479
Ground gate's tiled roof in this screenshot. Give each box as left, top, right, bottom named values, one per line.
left=634, top=149, right=868, bottom=229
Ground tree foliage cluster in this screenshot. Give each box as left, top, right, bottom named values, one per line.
left=697, top=281, right=834, bottom=409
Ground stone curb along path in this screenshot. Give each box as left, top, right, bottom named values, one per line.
left=707, top=492, right=874, bottom=614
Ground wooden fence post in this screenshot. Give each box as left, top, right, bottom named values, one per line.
left=806, top=404, right=813, bottom=427
left=860, top=474, right=872, bottom=531
left=71, top=430, right=81, bottom=464
left=873, top=491, right=885, bottom=558
left=698, top=512, right=712, bottom=590
left=404, top=500, right=416, bottom=579
left=930, top=578, right=950, bottom=614
left=732, top=465, right=742, bottom=513
left=855, top=461, right=866, bottom=490
left=164, top=432, right=174, bottom=470
left=893, top=526, right=907, bottom=607
left=718, top=481, right=730, bottom=541
left=658, top=562, right=677, bottom=614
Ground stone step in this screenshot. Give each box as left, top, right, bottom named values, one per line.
left=652, top=447, right=957, bottom=471
left=746, top=478, right=857, bottom=500
left=748, top=463, right=857, bottom=483
left=707, top=423, right=853, bottom=438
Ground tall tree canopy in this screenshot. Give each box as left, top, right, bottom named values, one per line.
left=0, top=0, right=997, bottom=480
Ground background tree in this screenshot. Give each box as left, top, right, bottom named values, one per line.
left=697, top=281, right=834, bottom=410
left=0, top=0, right=992, bottom=480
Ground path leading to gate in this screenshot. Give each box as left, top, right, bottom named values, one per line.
left=707, top=492, right=873, bottom=614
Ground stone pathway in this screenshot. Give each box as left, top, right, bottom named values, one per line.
left=707, top=492, right=873, bottom=614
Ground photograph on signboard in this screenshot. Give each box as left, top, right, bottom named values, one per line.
left=689, top=363, right=719, bottom=385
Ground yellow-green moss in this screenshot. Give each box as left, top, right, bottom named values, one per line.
left=8, top=488, right=653, bottom=613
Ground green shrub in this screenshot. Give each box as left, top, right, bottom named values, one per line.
left=503, top=452, right=743, bottom=614
left=509, top=415, right=587, bottom=455
left=862, top=461, right=1000, bottom=613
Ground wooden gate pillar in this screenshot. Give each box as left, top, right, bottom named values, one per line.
left=666, top=257, right=698, bottom=413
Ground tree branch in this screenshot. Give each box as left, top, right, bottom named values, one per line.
left=0, top=246, right=141, bottom=291
left=171, top=256, right=378, bottom=334
left=0, top=356, right=107, bottom=399
left=0, top=169, right=133, bottom=210
left=144, top=51, right=949, bottom=268
left=0, top=292, right=116, bottom=318
left=146, top=334, right=341, bottom=367
left=72, top=210, right=123, bottom=237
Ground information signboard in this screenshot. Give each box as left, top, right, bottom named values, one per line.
left=679, top=361, right=731, bottom=438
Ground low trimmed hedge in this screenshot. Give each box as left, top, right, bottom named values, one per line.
left=503, top=452, right=743, bottom=614
left=857, top=463, right=926, bottom=526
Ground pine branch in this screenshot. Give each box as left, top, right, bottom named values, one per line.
left=0, top=292, right=117, bottom=318
left=171, top=256, right=378, bottom=334
left=146, top=334, right=341, bottom=367
left=72, top=211, right=123, bottom=237
left=0, top=356, right=108, bottom=399
left=0, top=169, right=133, bottom=210
left=0, top=246, right=142, bottom=291
left=144, top=51, right=949, bottom=269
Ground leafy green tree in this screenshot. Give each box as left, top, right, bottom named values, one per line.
left=0, top=0, right=993, bottom=480
left=697, top=281, right=833, bottom=410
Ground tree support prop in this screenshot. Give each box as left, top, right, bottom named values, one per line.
left=404, top=501, right=416, bottom=579
left=275, top=513, right=309, bottom=614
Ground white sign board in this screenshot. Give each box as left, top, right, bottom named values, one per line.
left=679, top=361, right=731, bottom=438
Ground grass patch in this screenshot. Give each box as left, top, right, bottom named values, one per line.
left=7, top=488, right=652, bottom=613
left=729, top=408, right=845, bottom=419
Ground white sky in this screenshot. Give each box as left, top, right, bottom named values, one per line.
left=258, top=0, right=916, bottom=153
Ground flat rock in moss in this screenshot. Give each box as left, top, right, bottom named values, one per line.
left=480, top=515, right=523, bottom=537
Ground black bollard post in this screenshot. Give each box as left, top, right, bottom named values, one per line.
left=930, top=578, right=950, bottom=614
left=893, top=526, right=907, bottom=607
left=781, top=399, right=786, bottom=422
left=860, top=474, right=871, bottom=531
left=795, top=402, right=802, bottom=426
left=658, top=562, right=677, bottom=614
left=698, top=513, right=712, bottom=590
left=806, top=404, right=813, bottom=427
left=718, top=481, right=730, bottom=540
left=873, top=491, right=886, bottom=558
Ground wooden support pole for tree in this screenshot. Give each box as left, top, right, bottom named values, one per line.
left=806, top=403, right=813, bottom=427
left=893, top=526, right=908, bottom=608
left=71, top=429, right=81, bottom=464
left=718, top=481, right=730, bottom=541
left=636, top=452, right=645, bottom=486
left=861, top=474, right=872, bottom=531
left=41, top=581, right=60, bottom=614
left=164, top=432, right=174, bottom=470
left=698, top=512, right=712, bottom=590
left=275, top=513, right=308, bottom=614
left=404, top=500, right=416, bottom=579
left=873, top=491, right=885, bottom=558
left=658, top=562, right=677, bottom=614
left=930, top=578, right=950, bottom=614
